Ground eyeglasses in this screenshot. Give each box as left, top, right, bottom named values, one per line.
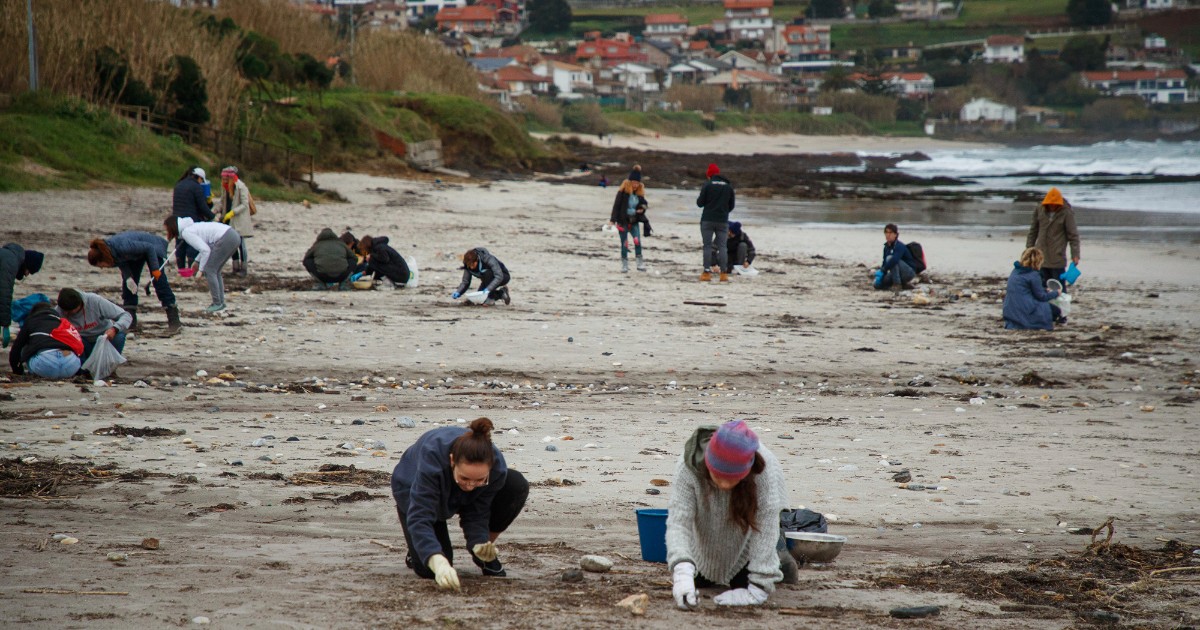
left=455, top=473, right=489, bottom=489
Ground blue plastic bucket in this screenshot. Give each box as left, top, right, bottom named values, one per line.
left=636, top=508, right=668, bottom=563
left=1060, top=262, right=1081, bottom=285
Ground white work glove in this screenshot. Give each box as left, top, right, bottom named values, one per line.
left=713, top=583, right=768, bottom=606
left=427, top=554, right=460, bottom=591
left=672, top=562, right=698, bottom=610
left=472, top=541, right=498, bottom=562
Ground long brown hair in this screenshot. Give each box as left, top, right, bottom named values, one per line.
left=450, top=417, right=496, bottom=467
left=358, top=235, right=374, bottom=256
left=87, top=239, right=115, bottom=267
left=702, top=452, right=766, bottom=533
left=163, top=216, right=179, bottom=241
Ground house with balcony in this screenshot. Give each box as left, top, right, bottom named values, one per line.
left=436, top=5, right=505, bottom=35
left=408, top=0, right=465, bottom=22
left=361, top=2, right=408, bottom=30
left=486, top=65, right=551, bottom=97
left=713, top=0, right=774, bottom=44
left=896, top=0, right=947, bottom=20
left=643, top=14, right=689, bottom=42
left=983, top=35, right=1025, bottom=63
left=532, top=60, right=595, bottom=98
left=575, top=37, right=650, bottom=65
left=782, top=22, right=831, bottom=59
left=704, top=69, right=786, bottom=93
left=1081, top=69, right=1194, bottom=103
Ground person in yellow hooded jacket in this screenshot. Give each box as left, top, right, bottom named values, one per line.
left=1025, top=187, right=1080, bottom=290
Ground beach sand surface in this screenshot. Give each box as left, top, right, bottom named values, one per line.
left=1, top=174, right=1197, bottom=628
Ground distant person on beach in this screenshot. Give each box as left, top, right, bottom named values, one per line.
left=165, top=216, right=241, bottom=313
left=218, top=166, right=254, bottom=277
left=667, top=420, right=791, bottom=609
left=8, top=303, right=82, bottom=379
left=303, top=228, right=358, bottom=291
left=608, top=166, right=650, bottom=273
left=873, top=223, right=919, bottom=291
left=56, top=288, right=132, bottom=363
left=87, top=232, right=181, bottom=334
left=696, top=163, right=735, bottom=282
left=1026, top=187, right=1080, bottom=290
left=452, top=247, right=511, bottom=306
left=724, top=222, right=756, bottom=274
left=357, top=235, right=411, bottom=290
left=1003, top=247, right=1064, bottom=330
left=390, top=418, right=528, bottom=590
left=1, top=243, right=45, bottom=350
left=172, top=166, right=215, bottom=269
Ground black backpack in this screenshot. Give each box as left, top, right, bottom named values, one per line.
left=906, top=242, right=927, bottom=273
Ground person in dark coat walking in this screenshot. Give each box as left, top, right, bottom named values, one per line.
left=452, top=247, right=510, bottom=306
left=696, top=163, right=735, bottom=282
left=390, top=418, right=529, bottom=590
left=1003, top=247, right=1063, bottom=331
left=172, top=166, right=214, bottom=269
left=8, top=302, right=83, bottom=379
left=87, top=232, right=181, bottom=333
left=607, top=167, right=650, bottom=273
left=1, top=243, right=45, bottom=350
left=303, top=228, right=358, bottom=289
left=724, top=222, right=756, bottom=274
left=357, top=235, right=410, bottom=289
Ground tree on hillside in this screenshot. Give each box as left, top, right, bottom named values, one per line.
left=807, top=0, right=845, bottom=20
left=820, top=65, right=855, bottom=91
left=1059, top=35, right=1107, bottom=72
left=1066, top=0, right=1112, bottom=27
left=165, top=55, right=210, bottom=129
left=868, top=0, right=897, bottom=18
left=529, top=0, right=572, bottom=33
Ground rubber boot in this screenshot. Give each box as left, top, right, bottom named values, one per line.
left=165, top=305, right=182, bottom=335
left=123, top=306, right=138, bottom=331
left=621, top=259, right=629, bottom=273
left=636, top=256, right=646, bottom=272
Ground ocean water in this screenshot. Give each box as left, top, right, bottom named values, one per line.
left=893, top=140, right=1200, bottom=214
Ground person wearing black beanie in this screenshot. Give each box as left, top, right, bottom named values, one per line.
left=1, top=243, right=45, bottom=349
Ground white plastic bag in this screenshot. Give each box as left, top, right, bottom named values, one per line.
left=81, top=337, right=127, bottom=380
left=734, top=266, right=759, bottom=277
left=406, top=256, right=420, bottom=288
left=1051, top=292, right=1072, bottom=318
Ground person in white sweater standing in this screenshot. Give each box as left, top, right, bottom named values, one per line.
left=165, top=216, right=241, bottom=313
left=667, top=420, right=789, bottom=609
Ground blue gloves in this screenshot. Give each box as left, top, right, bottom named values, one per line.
left=451, top=292, right=461, bottom=299
left=1, top=326, right=9, bottom=349
left=350, top=272, right=363, bottom=282
left=873, top=270, right=884, bottom=284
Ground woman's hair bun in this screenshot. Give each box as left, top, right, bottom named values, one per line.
left=468, top=417, right=494, bottom=436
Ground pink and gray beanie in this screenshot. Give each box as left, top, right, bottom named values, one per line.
left=705, top=420, right=759, bottom=482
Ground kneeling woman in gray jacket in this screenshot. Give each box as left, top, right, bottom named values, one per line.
left=391, top=418, right=528, bottom=590
left=668, top=420, right=789, bottom=609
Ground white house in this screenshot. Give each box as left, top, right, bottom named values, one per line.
left=1081, top=69, right=1194, bottom=103
left=960, top=98, right=1017, bottom=124
left=408, top=0, right=465, bottom=22
left=532, top=60, right=594, bottom=99
left=1145, top=0, right=1174, bottom=9
left=643, top=13, right=688, bottom=41
left=716, top=0, right=773, bottom=44
left=611, top=62, right=660, bottom=92
left=983, top=35, right=1025, bottom=63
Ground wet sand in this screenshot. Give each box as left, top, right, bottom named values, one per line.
left=1, top=175, right=1198, bottom=628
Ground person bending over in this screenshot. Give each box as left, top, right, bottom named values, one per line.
left=55, top=288, right=132, bottom=364
left=724, top=222, right=756, bottom=274
left=452, top=247, right=510, bottom=306
left=302, top=228, right=358, bottom=291
left=8, top=303, right=83, bottom=379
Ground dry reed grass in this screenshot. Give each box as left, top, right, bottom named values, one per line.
left=663, top=84, right=723, bottom=112
left=351, top=30, right=479, bottom=98
left=0, top=0, right=245, bottom=127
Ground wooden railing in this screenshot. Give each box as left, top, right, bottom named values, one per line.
left=112, top=105, right=315, bottom=188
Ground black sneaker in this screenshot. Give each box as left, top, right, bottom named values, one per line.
left=405, top=551, right=415, bottom=569
left=471, top=552, right=506, bottom=577
left=501, top=288, right=511, bottom=306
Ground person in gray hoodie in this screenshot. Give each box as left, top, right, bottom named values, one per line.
left=56, top=288, right=133, bottom=363
left=667, top=420, right=791, bottom=609
left=451, top=247, right=510, bottom=306
left=1, top=243, right=45, bottom=349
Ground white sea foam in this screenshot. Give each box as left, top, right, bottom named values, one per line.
left=897, top=140, right=1200, bottom=177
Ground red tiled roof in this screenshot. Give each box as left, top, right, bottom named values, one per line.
left=437, top=5, right=497, bottom=22
left=986, top=35, right=1024, bottom=46
left=687, top=41, right=711, bottom=50
left=495, top=66, right=550, bottom=83
left=1082, top=69, right=1187, bottom=81
left=724, top=0, right=773, bottom=8
left=645, top=13, right=688, bottom=25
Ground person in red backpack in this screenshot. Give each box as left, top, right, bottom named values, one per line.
left=8, top=303, right=83, bottom=379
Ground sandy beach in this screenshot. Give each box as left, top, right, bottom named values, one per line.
left=2, top=172, right=1198, bottom=628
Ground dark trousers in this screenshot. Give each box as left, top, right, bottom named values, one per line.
left=303, top=258, right=350, bottom=284
left=479, top=267, right=510, bottom=300
left=724, top=242, right=751, bottom=273
left=176, top=242, right=199, bottom=268
left=119, top=260, right=175, bottom=309
left=395, top=469, right=529, bottom=579
left=1041, top=267, right=1067, bottom=292
left=700, top=221, right=728, bottom=271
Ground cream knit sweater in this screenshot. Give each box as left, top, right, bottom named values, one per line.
left=666, top=445, right=788, bottom=592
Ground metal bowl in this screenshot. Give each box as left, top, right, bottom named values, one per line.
left=785, top=532, right=847, bottom=564
left=352, top=279, right=374, bottom=290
